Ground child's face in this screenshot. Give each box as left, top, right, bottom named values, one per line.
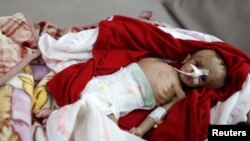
left=179, top=50, right=225, bottom=88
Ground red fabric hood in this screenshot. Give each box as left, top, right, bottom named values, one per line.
left=47, top=15, right=250, bottom=141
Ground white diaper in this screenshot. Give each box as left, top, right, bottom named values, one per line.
left=80, top=63, right=155, bottom=119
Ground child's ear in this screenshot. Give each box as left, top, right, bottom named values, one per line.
left=181, top=54, right=191, bottom=64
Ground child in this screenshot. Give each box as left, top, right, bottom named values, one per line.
left=36, top=49, right=227, bottom=140
left=129, top=49, right=227, bottom=136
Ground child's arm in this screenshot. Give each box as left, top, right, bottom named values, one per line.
left=129, top=115, right=155, bottom=137
left=129, top=97, right=178, bottom=137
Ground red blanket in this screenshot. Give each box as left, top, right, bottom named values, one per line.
left=47, top=15, right=250, bottom=141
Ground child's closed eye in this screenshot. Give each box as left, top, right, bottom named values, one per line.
left=193, top=60, right=201, bottom=68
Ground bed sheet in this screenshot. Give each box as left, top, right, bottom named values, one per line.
left=0, top=12, right=120, bottom=141
left=0, top=12, right=249, bottom=141
left=210, top=74, right=250, bottom=125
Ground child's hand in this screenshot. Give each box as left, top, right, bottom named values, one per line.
left=129, top=127, right=144, bottom=137
left=138, top=58, right=185, bottom=105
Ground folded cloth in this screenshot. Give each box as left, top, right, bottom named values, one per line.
left=46, top=97, right=145, bottom=141
left=38, top=28, right=98, bottom=72
left=210, top=74, right=250, bottom=125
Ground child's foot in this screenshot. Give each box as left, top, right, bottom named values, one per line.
left=35, top=108, right=53, bottom=125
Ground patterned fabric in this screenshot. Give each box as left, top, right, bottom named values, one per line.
left=0, top=13, right=37, bottom=49
left=0, top=13, right=38, bottom=141
left=0, top=66, right=33, bottom=141
left=0, top=13, right=39, bottom=82
left=0, top=12, right=105, bottom=141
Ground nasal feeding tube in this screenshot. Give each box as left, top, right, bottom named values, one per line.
left=175, top=64, right=209, bottom=84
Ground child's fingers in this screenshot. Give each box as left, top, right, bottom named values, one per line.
left=129, top=127, right=136, bottom=134
left=174, top=84, right=185, bottom=100
left=42, top=119, right=48, bottom=125
left=35, top=111, right=46, bottom=118
left=42, top=124, right=47, bottom=130
left=35, top=110, right=44, bottom=118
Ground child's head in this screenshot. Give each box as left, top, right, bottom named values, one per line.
left=179, top=49, right=227, bottom=89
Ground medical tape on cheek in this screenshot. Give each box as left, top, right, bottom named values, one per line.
left=175, top=64, right=209, bottom=84
left=189, top=64, right=209, bottom=84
